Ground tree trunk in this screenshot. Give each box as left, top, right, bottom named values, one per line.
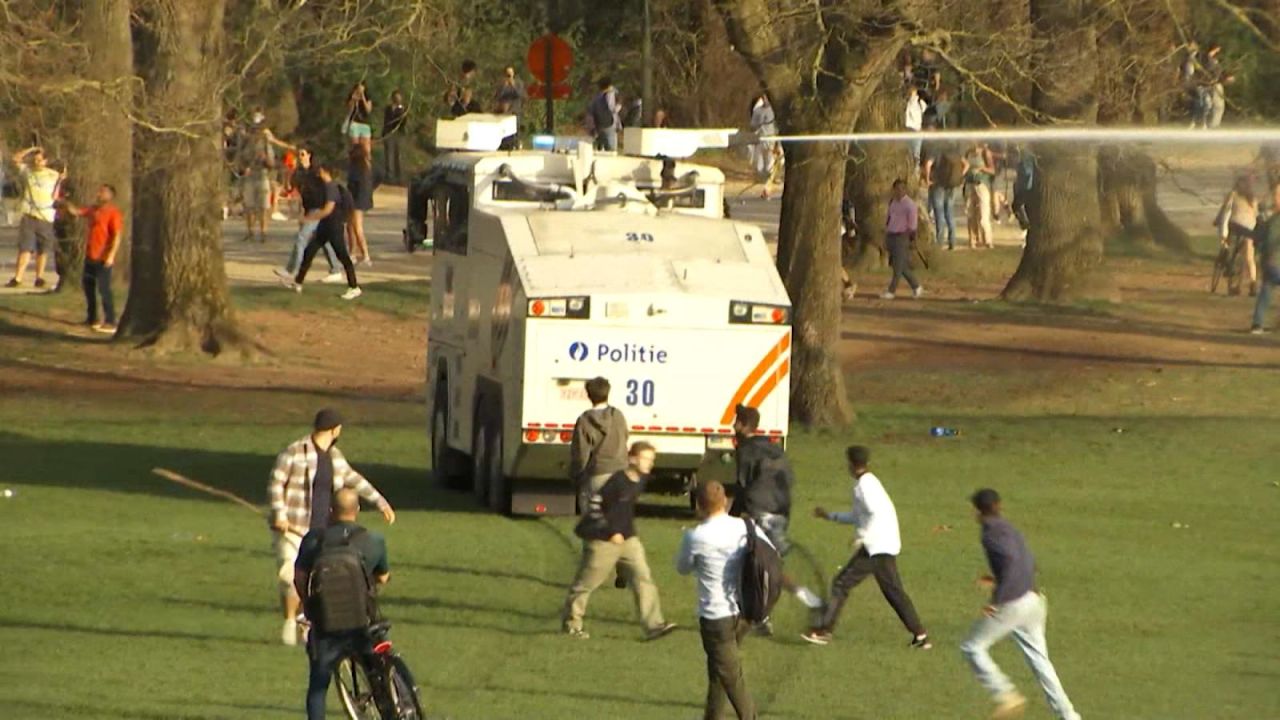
left=1002, top=0, right=1106, bottom=301
left=74, top=0, right=134, bottom=281
left=1097, top=147, right=1190, bottom=251
left=120, top=0, right=252, bottom=356
left=846, top=90, right=930, bottom=273
left=777, top=141, right=853, bottom=425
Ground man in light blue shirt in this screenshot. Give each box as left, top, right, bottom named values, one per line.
left=677, top=480, right=763, bottom=720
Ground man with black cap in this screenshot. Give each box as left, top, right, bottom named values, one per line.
left=268, top=408, right=396, bottom=646
left=802, top=445, right=931, bottom=649
left=729, top=404, right=822, bottom=634
left=961, top=489, right=1081, bottom=720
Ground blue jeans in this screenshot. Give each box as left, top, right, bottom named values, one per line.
left=306, top=629, right=367, bottom=720
left=929, top=185, right=956, bottom=247
left=287, top=221, right=333, bottom=274
left=961, top=592, right=1080, bottom=720
left=1254, top=262, right=1280, bottom=329
left=595, top=127, right=618, bottom=152
left=82, top=260, right=116, bottom=324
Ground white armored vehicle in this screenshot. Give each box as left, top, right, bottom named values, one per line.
left=417, top=117, right=792, bottom=515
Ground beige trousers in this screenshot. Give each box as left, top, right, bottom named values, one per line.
left=561, top=537, right=665, bottom=633
left=967, top=183, right=994, bottom=248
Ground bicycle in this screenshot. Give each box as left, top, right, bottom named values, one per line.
left=1210, top=231, right=1251, bottom=295
left=331, top=620, right=425, bottom=720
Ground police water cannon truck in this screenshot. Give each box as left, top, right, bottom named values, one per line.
left=417, top=115, right=792, bottom=515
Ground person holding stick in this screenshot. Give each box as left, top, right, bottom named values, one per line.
left=268, top=408, right=396, bottom=646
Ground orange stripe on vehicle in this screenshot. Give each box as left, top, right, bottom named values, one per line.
left=746, top=358, right=791, bottom=410
left=719, top=333, right=792, bottom=425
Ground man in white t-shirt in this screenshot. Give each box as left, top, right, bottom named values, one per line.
left=676, top=480, right=770, bottom=720
left=801, top=445, right=931, bottom=648
left=6, top=147, right=62, bottom=289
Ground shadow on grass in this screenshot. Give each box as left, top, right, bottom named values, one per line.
left=0, top=312, right=103, bottom=346
left=0, top=617, right=272, bottom=648
left=846, top=299, right=1277, bottom=358
left=0, top=431, right=481, bottom=515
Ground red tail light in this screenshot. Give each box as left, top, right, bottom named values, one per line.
left=373, top=641, right=393, bottom=655
left=524, top=429, right=540, bottom=442
left=558, top=430, right=573, bottom=442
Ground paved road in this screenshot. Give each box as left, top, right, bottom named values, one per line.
left=0, top=164, right=1234, bottom=297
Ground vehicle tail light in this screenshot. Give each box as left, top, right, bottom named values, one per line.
left=728, top=300, right=790, bottom=325
left=558, top=430, right=573, bottom=442
left=528, top=297, right=590, bottom=319
left=372, top=641, right=393, bottom=655
left=524, top=429, right=540, bottom=442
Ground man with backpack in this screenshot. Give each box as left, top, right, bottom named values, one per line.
left=920, top=125, right=967, bottom=250
left=269, top=408, right=395, bottom=646
left=237, top=108, right=293, bottom=243
left=589, top=77, right=621, bottom=152
left=294, top=487, right=390, bottom=720
left=286, top=162, right=363, bottom=300
left=569, top=377, right=630, bottom=514
left=560, top=442, right=678, bottom=641
left=728, top=404, right=822, bottom=634
left=801, top=446, right=931, bottom=650
left=676, top=480, right=774, bottom=720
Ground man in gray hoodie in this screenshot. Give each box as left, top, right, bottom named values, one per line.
left=569, top=377, right=631, bottom=514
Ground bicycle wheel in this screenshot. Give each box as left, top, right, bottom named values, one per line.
left=335, top=656, right=380, bottom=720
left=1211, top=247, right=1229, bottom=293
left=386, top=656, right=426, bottom=720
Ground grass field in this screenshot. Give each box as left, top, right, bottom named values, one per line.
left=2, top=359, right=1278, bottom=720
left=2, top=236, right=1279, bottom=719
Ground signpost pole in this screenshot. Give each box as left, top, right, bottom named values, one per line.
left=641, top=0, right=652, bottom=127
left=545, top=0, right=556, bottom=133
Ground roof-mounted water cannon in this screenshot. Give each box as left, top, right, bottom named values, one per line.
left=435, top=114, right=519, bottom=152
left=621, top=127, right=744, bottom=159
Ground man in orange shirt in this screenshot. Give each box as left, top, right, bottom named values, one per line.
left=60, top=184, right=123, bottom=333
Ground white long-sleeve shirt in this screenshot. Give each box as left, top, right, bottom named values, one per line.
left=904, top=95, right=927, bottom=132
left=828, top=471, right=902, bottom=556
left=675, top=513, right=772, bottom=620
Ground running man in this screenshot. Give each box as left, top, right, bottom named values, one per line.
left=961, top=489, right=1081, bottom=720
left=802, top=445, right=931, bottom=649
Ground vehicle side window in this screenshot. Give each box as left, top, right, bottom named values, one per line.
left=432, top=182, right=471, bottom=254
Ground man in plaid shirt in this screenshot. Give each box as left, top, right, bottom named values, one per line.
left=269, top=408, right=396, bottom=645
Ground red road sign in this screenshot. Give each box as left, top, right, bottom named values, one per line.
left=527, top=82, right=572, bottom=100
left=526, top=33, right=573, bottom=84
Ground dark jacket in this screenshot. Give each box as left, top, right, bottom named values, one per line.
left=594, top=470, right=643, bottom=540
left=730, top=436, right=794, bottom=518
left=981, top=516, right=1036, bottom=605
left=569, top=406, right=629, bottom=481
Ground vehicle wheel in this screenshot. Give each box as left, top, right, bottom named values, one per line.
left=431, top=382, right=469, bottom=490
left=685, top=472, right=700, bottom=512
left=334, top=657, right=380, bottom=720
left=387, top=656, right=426, bottom=719
left=487, top=420, right=511, bottom=515
left=471, top=419, right=490, bottom=507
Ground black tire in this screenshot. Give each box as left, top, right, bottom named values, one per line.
left=471, top=414, right=491, bottom=507
left=334, top=657, right=380, bottom=720
left=387, top=656, right=426, bottom=720
left=486, top=419, right=511, bottom=515
left=431, top=378, right=468, bottom=490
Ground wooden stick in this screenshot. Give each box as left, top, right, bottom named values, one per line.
left=151, top=467, right=263, bottom=515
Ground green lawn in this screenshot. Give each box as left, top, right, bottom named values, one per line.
left=1, top=359, right=1278, bottom=720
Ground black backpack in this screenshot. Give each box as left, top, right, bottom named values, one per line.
left=738, top=518, right=784, bottom=624
left=307, top=527, right=375, bottom=634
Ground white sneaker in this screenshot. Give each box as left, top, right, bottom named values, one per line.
left=795, top=587, right=823, bottom=609
left=879, top=291, right=896, bottom=300
left=281, top=618, right=298, bottom=646
left=272, top=268, right=292, bottom=281
left=270, top=211, right=288, bottom=222
left=913, top=286, right=925, bottom=298
left=991, top=691, right=1027, bottom=719
left=321, top=272, right=344, bottom=284
left=341, top=287, right=363, bottom=300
